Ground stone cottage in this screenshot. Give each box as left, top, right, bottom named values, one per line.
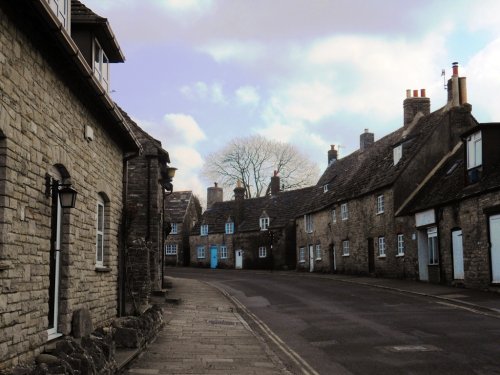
left=164, top=191, right=201, bottom=267
left=0, top=0, right=142, bottom=368
left=295, top=64, right=481, bottom=285
left=120, top=109, right=175, bottom=311
left=190, top=176, right=313, bottom=270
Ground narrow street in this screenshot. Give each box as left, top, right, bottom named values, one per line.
left=166, top=268, right=500, bottom=375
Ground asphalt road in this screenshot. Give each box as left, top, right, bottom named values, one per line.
left=166, top=268, right=500, bottom=375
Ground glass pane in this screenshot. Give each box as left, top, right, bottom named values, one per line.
left=98, top=204, right=104, bottom=231
left=97, top=234, right=103, bottom=261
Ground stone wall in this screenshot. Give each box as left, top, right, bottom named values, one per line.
left=0, top=7, right=125, bottom=368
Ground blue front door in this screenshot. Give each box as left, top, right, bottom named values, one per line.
left=210, top=246, right=218, bottom=269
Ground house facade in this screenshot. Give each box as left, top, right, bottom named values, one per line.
left=296, top=64, right=497, bottom=291
left=164, top=191, right=201, bottom=266
left=0, top=0, right=141, bottom=368
left=190, top=177, right=312, bottom=270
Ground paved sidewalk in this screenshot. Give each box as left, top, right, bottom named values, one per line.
left=123, top=277, right=289, bottom=375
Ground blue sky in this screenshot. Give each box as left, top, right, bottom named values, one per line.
left=85, top=0, right=500, bottom=200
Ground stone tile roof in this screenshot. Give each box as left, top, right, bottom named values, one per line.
left=402, top=144, right=500, bottom=214
left=303, top=108, right=449, bottom=215
left=192, top=185, right=316, bottom=235
left=71, top=0, right=125, bottom=62
left=165, top=191, right=194, bottom=222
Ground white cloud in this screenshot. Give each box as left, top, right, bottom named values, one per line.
left=180, top=82, right=227, bottom=105
left=235, top=86, right=260, bottom=107
left=158, top=0, right=213, bottom=14
left=198, top=41, right=266, bottom=63
left=163, top=113, right=206, bottom=144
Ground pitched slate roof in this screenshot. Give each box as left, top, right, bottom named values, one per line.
left=403, top=141, right=500, bottom=214
left=165, top=191, right=194, bottom=222
left=71, top=0, right=125, bottom=62
left=192, top=185, right=316, bottom=235
left=300, top=107, right=449, bottom=215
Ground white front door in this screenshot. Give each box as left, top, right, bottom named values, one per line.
left=490, top=215, right=500, bottom=283
left=452, top=229, right=464, bottom=280
left=417, top=230, right=429, bottom=281
left=309, top=245, right=314, bottom=272
left=235, top=250, right=243, bottom=270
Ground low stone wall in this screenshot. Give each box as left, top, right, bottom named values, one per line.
left=1, top=306, right=164, bottom=375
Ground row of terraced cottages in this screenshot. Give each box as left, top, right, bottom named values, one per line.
left=0, top=1, right=175, bottom=369
left=190, top=65, right=500, bottom=292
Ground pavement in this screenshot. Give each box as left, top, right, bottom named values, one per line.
left=119, top=271, right=500, bottom=375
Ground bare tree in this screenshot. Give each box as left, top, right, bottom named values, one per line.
left=203, top=135, right=319, bottom=198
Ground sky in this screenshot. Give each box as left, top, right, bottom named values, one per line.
left=84, top=0, right=500, bottom=201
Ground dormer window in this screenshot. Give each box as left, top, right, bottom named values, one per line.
left=323, top=184, right=328, bottom=193
left=200, top=224, right=208, bottom=236
left=467, top=131, right=482, bottom=169
left=171, top=223, right=178, bottom=235
left=48, top=0, right=70, bottom=32
left=259, top=216, right=269, bottom=231
left=93, top=40, right=110, bottom=92
left=225, top=221, right=234, bottom=234
left=393, top=145, right=402, bottom=165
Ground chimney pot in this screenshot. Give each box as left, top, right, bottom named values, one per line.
left=413, top=89, right=419, bottom=97
left=328, top=145, right=338, bottom=165
left=406, top=89, right=411, bottom=98
left=420, top=89, right=426, bottom=97
left=452, top=62, right=459, bottom=76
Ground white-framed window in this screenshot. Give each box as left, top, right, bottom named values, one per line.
left=197, top=246, right=205, bottom=259
left=397, top=234, right=405, bottom=256
left=323, top=184, right=328, bottom=193
left=260, top=216, right=269, bottom=231
left=96, top=195, right=105, bottom=267
left=220, top=246, right=228, bottom=259
left=378, top=236, right=386, bottom=257
left=171, top=223, right=178, bottom=235
left=427, top=227, right=439, bottom=265
left=93, top=40, right=110, bottom=92
left=305, top=214, right=313, bottom=233
left=299, top=247, right=305, bottom=263
left=259, top=246, right=267, bottom=258
left=341, top=203, right=348, bottom=221
left=225, top=222, right=234, bottom=234
left=332, top=208, right=336, bottom=224
left=315, top=244, right=321, bottom=260
left=200, top=224, right=208, bottom=236
left=165, top=244, right=177, bottom=255
left=376, top=195, right=384, bottom=214
left=48, top=0, right=70, bottom=32
left=393, top=145, right=402, bottom=165
left=467, top=131, right=482, bottom=169
left=342, top=240, right=350, bottom=256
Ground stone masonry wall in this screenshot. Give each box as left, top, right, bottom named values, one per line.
left=0, top=9, right=124, bottom=368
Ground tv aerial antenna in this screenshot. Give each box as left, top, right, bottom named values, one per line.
left=441, top=69, right=447, bottom=90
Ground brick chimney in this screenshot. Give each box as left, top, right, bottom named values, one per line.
left=447, top=62, right=467, bottom=107
left=328, top=145, right=338, bottom=165
left=403, top=88, right=430, bottom=127
left=207, top=182, right=223, bottom=209
left=233, top=180, right=245, bottom=201
left=233, top=180, right=245, bottom=225
left=360, top=129, right=374, bottom=151
left=270, top=170, right=280, bottom=195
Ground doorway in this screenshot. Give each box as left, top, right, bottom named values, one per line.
left=368, top=238, right=375, bottom=273
left=235, top=249, right=243, bottom=269
left=490, top=214, right=500, bottom=283
left=309, top=244, right=314, bottom=272
left=210, top=245, right=218, bottom=269
left=451, top=229, right=464, bottom=280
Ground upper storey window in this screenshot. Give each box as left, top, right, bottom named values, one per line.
left=393, top=145, right=402, bottom=166
left=47, top=0, right=70, bottom=32
left=93, top=40, right=110, bottom=92
left=466, top=131, right=482, bottom=170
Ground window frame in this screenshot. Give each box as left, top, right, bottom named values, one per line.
left=299, top=247, right=306, bottom=263
left=397, top=234, right=405, bottom=256
left=48, top=0, right=70, bottom=32
left=259, top=217, right=269, bottom=231
left=259, top=246, right=267, bottom=258
left=393, top=144, right=403, bottom=165
left=342, top=240, right=350, bottom=256
left=427, top=227, right=439, bottom=265
left=341, top=203, right=348, bottom=221
left=220, top=245, right=228, bottom=259
left=378, top=236, right=386, bottom=257
left=93, top=39, right=110, bottom=92
left=96, top=196, right=105, bottom=267
left=376, top=195, right=384, bottom=214
left=304, top=214, right=313, bottom=233
left=466, top=131, right=482, bottom=170
left=225, top=222, right=234, bottom=234
left=200, top=224, right=208, bottom=236
left=197, top=246, right=206, bottom=259
left=171, top=223, right=178, bottom=235
left=165, top=244, right=177, bottom=255
left=332, top=208, right=336, bottom=224
left=315, top=244, right=321, bottom=260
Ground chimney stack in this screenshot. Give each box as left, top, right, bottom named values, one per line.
left=207, top=182, right=223, bottom=209
left=234, top=180, right=245, bottom=202
left=328, top=145, right=338, bottom=165
left=270, top=170, right=280, bottom=195
left=447, top=62, right=467, bottom=107
left=360, top=129, right=374, bottom=151
left=403, top=88, right=430, bottom=127
left=233, top=180, right=245, bottom=225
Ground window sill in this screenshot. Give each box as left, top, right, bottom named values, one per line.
left=95, top=266, right=111, bottom=273
left=315, top=258, right=322, bottom=261
left=342, top=254, right=349, bottom=257
left=376, top=211, right=384, bottom=215
left=396, top=254, right=405, bottom=257
left=378, top=255, right=386, bottom=259
left=299, top=260, right=305, bottom=263
left=166, top=254, right=177, bottom=256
